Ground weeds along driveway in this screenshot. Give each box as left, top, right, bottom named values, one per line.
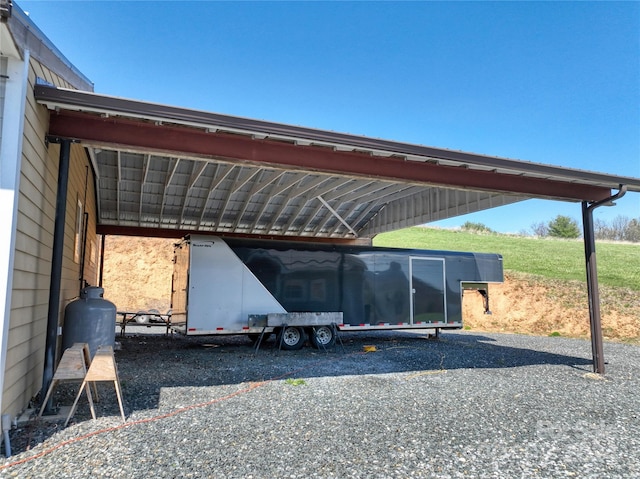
left=4, top=330, right=639, bottom=478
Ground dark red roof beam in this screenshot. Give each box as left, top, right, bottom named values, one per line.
left=47, top=110, right=613, bottom=202
left=95, top=225, right=372, bottom=245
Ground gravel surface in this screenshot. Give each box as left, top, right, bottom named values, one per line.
left=2, top=329, right=639, bottom=478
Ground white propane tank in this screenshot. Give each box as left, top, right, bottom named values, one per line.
left=62, top=286, right=116, bottom=357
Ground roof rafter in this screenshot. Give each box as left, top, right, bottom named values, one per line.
left=231, top=169, right=285, bottom=231
left=160, top=157, right=180, bottom=225
left=138, top=153, right=151, bottom=226
left=319, top=183, right=412, bottom=236
left=248, top=173, right=306, bottom=233
left=280, top=178, right=354, bottom=234
left=215, top=167, right=261, bottom=227
left=198, top=163, right=235, bottom=228
left=264, top=175, right=332, bottom=234
left=179, top=160, right=208, bottom=226
left=316, top=195, right=358, bottom=237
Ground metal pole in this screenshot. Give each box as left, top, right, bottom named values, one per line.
left=582, top=201, right=604, bottom=373
left=98, top=234, right=106, bottom=287
left=581, top=185, right=627, bottom=375
left=41, top=138, right=72, bottom=413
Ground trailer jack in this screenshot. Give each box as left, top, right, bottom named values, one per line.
left=478, top=289, right=492, bottom=315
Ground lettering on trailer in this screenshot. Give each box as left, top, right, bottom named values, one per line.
left=192, top=241, right=215, bottom=248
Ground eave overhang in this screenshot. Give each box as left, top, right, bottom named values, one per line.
left=34, top=84, right=640, bottom=239
left=47, top=108, right=615, bottom=203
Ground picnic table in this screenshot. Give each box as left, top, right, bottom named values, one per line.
left=117, top=309, right=172, bottom=336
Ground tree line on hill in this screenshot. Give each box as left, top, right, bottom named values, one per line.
left=461, top=215, right=640, bottom=242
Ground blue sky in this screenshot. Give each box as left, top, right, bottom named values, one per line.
left=17, top=1, right=640, bottom=233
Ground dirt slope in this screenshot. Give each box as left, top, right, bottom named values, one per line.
left=102, top=236, right=640, bottom=342
left=462, top=272, right=640, bottom=341
left=102, top=236, right=176, bottom=314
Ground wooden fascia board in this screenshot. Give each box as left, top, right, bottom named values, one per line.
left=48, top=110, right=613, bottom=202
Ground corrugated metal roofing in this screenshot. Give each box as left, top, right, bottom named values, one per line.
left=35, top=84, right=640, bottom=239
left=90, top=147, right=523, bottom=238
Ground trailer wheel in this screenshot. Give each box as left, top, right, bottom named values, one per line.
left=310, top=325, right=336, bottom=349
left=277, top=326, right=306, bottom=350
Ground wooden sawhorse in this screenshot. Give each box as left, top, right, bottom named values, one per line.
left=67, top=345, right=126, bottom=426
left=38, top=343, right=97, bottom=423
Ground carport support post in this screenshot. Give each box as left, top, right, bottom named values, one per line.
left=582, top=201, right=604, bottom=374
left=41, top=138, right=72, bottom=413
left=581, top=185, right=626, bottom=375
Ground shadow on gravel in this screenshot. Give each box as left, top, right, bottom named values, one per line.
left=7, top=330, right=593, bottom=456
left=112, top=330, right=592, bottom=414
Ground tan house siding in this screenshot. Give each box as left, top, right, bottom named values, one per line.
left=3, top=58, right=98, bottom=417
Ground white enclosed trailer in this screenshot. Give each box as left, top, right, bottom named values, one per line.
left=171, top=235, right=503, bottom=349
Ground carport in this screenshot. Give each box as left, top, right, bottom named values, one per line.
left=34, top=83, right=640, bottom=378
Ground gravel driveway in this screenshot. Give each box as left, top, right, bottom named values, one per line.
left=2, top=330, right=639, bottom=478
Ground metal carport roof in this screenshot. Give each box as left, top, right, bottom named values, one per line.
left=33, top=83, right=640, bottom=375
left=34, top=83, right=640, bottom=241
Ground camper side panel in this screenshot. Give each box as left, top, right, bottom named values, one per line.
left=183, top=237, right=285, bottom=334
left=440, top=253, right=503, bottom=324
left=230, top=239, right=502, bottom=329
left=231, top=244, right=418, bottom=326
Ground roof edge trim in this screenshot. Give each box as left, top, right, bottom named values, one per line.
left=34, top=84, right=640, bottom=194
left=8, top=5, right=93, bottom=91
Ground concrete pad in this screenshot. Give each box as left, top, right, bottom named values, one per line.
left=16, top=406, right=72, bottom=426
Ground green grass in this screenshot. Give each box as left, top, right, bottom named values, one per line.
left=285, top=378, right=307, bottom=386
left=373, top=227, right=640, bottom=291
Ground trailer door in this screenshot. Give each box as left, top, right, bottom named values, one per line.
left=410, top=257, right=446, bottom=325
left=171, top=241, right=190, bottom=326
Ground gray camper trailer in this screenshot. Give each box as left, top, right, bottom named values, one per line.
left=171, top=235, right=503, bottom=349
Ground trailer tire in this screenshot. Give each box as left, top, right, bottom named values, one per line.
left=309, top=325, right=336, bottom=349
left=135, top=311, right=150, bottom=324
left=277, top=326, right=306, bottom=350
